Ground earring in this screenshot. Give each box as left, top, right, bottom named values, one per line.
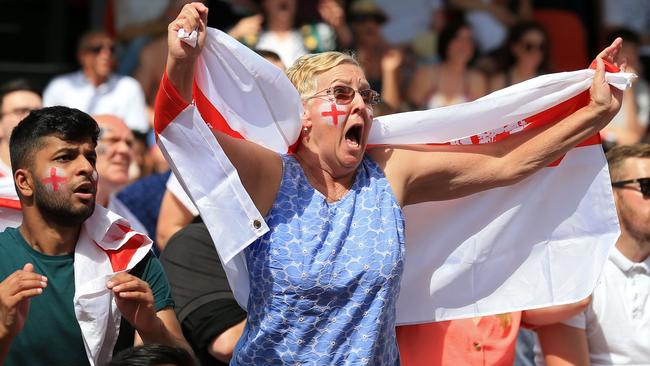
left=303, top=127, right=310, bottom=133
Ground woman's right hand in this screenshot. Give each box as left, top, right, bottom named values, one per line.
left=586, top=38, right=624, bottom=121
left=166, top=2, right=209, bottom=102
left=167, top=2, right=209, bottom=61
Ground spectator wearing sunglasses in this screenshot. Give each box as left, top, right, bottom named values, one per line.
left=407, top=18, right=488, bottom=110
left=42, top=31, right=149, bottom=134
left=489, top=21, right=551, bottom=92
left=0, top=79, right=42, bottom=176
left=535, top=143, right=650, bottom=366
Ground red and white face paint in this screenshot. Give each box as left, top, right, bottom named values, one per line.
left=319, top=102, right=348, bottom=126
left=42, top=166, right=67, bottom=192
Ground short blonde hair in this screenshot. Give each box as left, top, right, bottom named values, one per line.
left=286, top=51, right=360, bottom=98
left=606, top=143, right=650, bottom=181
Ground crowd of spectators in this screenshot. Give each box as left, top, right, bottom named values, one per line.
left=0, top=0, right=649, bottom=365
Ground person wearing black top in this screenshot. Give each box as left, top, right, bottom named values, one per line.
left=161, top=222, right=246, bottom=366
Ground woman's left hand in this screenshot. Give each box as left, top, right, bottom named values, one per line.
left=587, top=37, right=625, bottom=119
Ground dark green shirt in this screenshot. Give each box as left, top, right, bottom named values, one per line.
left=0, top=227, right=174, bottom=366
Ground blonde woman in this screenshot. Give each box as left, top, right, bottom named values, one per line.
left=162, top=3, right=623, bottom=364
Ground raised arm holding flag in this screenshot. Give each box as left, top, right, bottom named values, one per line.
left=156, top=3, right=631, bottom=365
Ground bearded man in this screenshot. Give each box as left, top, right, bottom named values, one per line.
left=0, top=106, right=189, bottom=365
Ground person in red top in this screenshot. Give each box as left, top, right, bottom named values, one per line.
left=397, top=304, right=591, bottom=366
left=397, top=313, right=522, bottom=365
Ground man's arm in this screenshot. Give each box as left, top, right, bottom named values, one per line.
left=107, top=272, right=191, bottom=353
left=521, top=296, right=591, bottom=327
left=373, top=40, right=624, bottom=206
left=209, top=319, right=245, bottom=363
left=536, top=323, right=590, bottom=366
left=156, top=190, right=195, bottom=250
left=160, top=223, right=248, bottom=363
left=133, top=308, right=189, bottom=350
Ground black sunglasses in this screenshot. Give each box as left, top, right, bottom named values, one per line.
left=522, top=41, right=545, bottom=52
left=351, top=13, right=387, bottom=24
left=85, top=44, right=116, bottom=55
left=611, top=177, right=650, bottom=196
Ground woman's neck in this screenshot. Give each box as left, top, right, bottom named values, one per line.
left=443, top=59, right=467, bottom=74
left=511, top=63, right=538, bottom=83
left=294, top=148, right=356, bottom=202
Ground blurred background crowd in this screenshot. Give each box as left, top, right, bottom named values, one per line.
left=0, top=1, right=649, bottom=365
left=1, top=0, right=649, bottom=185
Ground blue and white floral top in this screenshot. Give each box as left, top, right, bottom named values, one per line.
left=232, top=154, right=405, bottom=365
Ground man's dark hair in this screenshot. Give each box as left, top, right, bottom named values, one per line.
left=104, top=344, right=196, bottom=366
left=9, top=106, right=100, bottom=173
left=0, top=79, right=41, bottom=111
left=606, top=143, right=650, bottom=182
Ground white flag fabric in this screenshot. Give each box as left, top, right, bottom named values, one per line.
left=0, top=181, right=152, bottom=366
left=0, top=177, right=22, bottom=229
left=156, top=27, right=634, bottom=323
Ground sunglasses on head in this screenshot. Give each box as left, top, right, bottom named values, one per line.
left=85, top=44, right=115, bottom=55
left=307, top=85, right=381, bottom=106
left=611, top=177, right=650, bottom=196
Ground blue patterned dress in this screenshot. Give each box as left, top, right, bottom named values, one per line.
left=232, top=154, right=405, bottom=365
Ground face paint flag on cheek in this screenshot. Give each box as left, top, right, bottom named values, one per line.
left=43, top=166, right=67, bottom=192
left=319, top=102, right=347, bottom=126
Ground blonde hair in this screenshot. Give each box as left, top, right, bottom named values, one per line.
left=286, top=51, right=360, bottom=98
left=606, top=143, right=650, bottom=182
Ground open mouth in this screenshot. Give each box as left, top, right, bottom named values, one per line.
left=345, top=124, right=363, bottom=148
left=74, top=181, right=96, bottom=196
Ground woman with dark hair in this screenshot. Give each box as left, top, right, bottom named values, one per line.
left=407, top=18, right=487, bottom=109
left=489, top=21, right=550, bottom=92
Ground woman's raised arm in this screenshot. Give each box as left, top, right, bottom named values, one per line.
left=161, top=2, right=282, bottom=216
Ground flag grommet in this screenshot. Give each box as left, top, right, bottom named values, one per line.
left=252, top=219, right=262, bottom=229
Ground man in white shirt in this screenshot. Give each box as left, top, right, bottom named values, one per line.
left=43, top=31, right=149, bottom=134
left=0, top=80, right=42, bottom=176
left=93, top=114, right=147, bottom=235
left=537, top=143, right=650, bottom=366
